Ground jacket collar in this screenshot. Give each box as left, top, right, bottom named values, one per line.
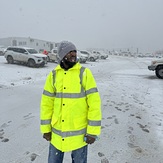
left=55, top=62, right=81, bottom=71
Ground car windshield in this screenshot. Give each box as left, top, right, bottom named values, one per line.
left=26, top=48, right=38, bottom=54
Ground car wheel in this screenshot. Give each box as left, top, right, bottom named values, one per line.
left=7, top=56, right=14, bottom=64
left=90, top=57, right=95, bottom=62
left=155, top=66, right=163, bottom=79
left=40, top=62, right=45, bottom=67
left=28, top=59, right=36, bottom=67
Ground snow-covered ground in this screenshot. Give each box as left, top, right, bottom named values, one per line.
left=0, top=55, right=163, bottom=163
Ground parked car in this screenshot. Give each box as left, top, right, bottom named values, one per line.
left=80, top=50, right=98, bottom=62
left=0, top=46, right=5, bottom=56
left=77, top=50, right=88, bottom=63
left=92, top=50, right=108, bottom=59
left=4, top=46, right=47, bottom=67
left=110, top=51, right=119, bottom=56
left=47, top=48, right=58, bottom=62
left=119, top=51, right=131, bottom=57
left=148, top=58, right=163, bottom=79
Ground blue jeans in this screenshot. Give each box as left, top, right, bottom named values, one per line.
left=48, top=143, right=88, bottom=163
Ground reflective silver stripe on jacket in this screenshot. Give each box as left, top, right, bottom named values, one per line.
left=52, top=127, right=86, bottom=138
left=52, top=69, right=56, bottom=92
left=41, top=119, right=51, bottom=125
left=86, top=88, right=98, bottom=95
left=55, top=87, right=98, bottom=98
left=52, top=69, right=56, bottom=85
left=80, top=67, right=85, bottom=92
left=43, top=90, right=55, bottom=97
left=88, top=120, right=101, bottom=126
left=55, top=92, right=86, bottom=98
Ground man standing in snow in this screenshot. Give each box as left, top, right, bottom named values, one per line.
left=40, top=41, right=101, bottom=163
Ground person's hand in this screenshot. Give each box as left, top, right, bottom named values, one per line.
left=85, top=135, right=96, bottom=144
left=43, top=132, right=51, bottom=141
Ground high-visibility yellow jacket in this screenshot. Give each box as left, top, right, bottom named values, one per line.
left=40, top=62, right=101, bottom=152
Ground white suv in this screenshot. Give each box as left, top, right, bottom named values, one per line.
left=148, top=58, right=163, bottom=79
left=47, top=48, right=58, bottom=62
left=4, top=46, right=47, bottom=67
left=77, top=50, right=88, bottom=63
left=92, top=51, right=108, bottom=59
left=80, top=50, right=98, bottom=62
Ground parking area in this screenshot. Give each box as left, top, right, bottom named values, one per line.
left=0, top=56, right=163, bottom=163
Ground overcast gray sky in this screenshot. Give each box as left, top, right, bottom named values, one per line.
left=0, top=0, right=163, bottom=52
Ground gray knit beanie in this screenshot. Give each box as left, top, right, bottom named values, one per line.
left=57, top=41, right=77, bottom=62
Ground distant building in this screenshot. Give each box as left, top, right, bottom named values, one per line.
left=0, top=37, right=57, bottom=52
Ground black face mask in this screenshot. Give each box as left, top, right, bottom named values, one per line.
left=64, top=58, right=77, bottom=66
left=60, top=57, right=77, bottom=70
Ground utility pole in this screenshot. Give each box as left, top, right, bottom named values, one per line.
left=137, top=48, right=139, bottom=54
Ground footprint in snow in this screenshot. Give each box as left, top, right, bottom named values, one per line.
left=142, top=128, right=150, bottom=133
left=0, top=123, right=9, bottom=128
left=127, top=126, right=134, bottom=134
left=23, top=113, right=32, bottom=118
left=127, top=143, right=139, bottom=148
left=135, top=116, right=141, bottom=119
left=23, top=113, right=35, bottom=120
left=98, top=152, right=105, bottom=157
left=107, top=117, right=113, bottom=119
left=30, top=153, right=38, bottom=161
left=137, top=123, right=147, bottom=129
left=98, top=152, right=109, bottom=163
left=101, top=158, right=109, bottom=163
left=115, top=107, right=122, bottom=111
left=0, top=121, right=12, bottom=129
left=114, top=118, right=119, bottom=124
left=137, top=123, right=150, bottom=133
left=0, top=131, right=4, bottom=139
left=1, top=138, right=9, bottom=142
